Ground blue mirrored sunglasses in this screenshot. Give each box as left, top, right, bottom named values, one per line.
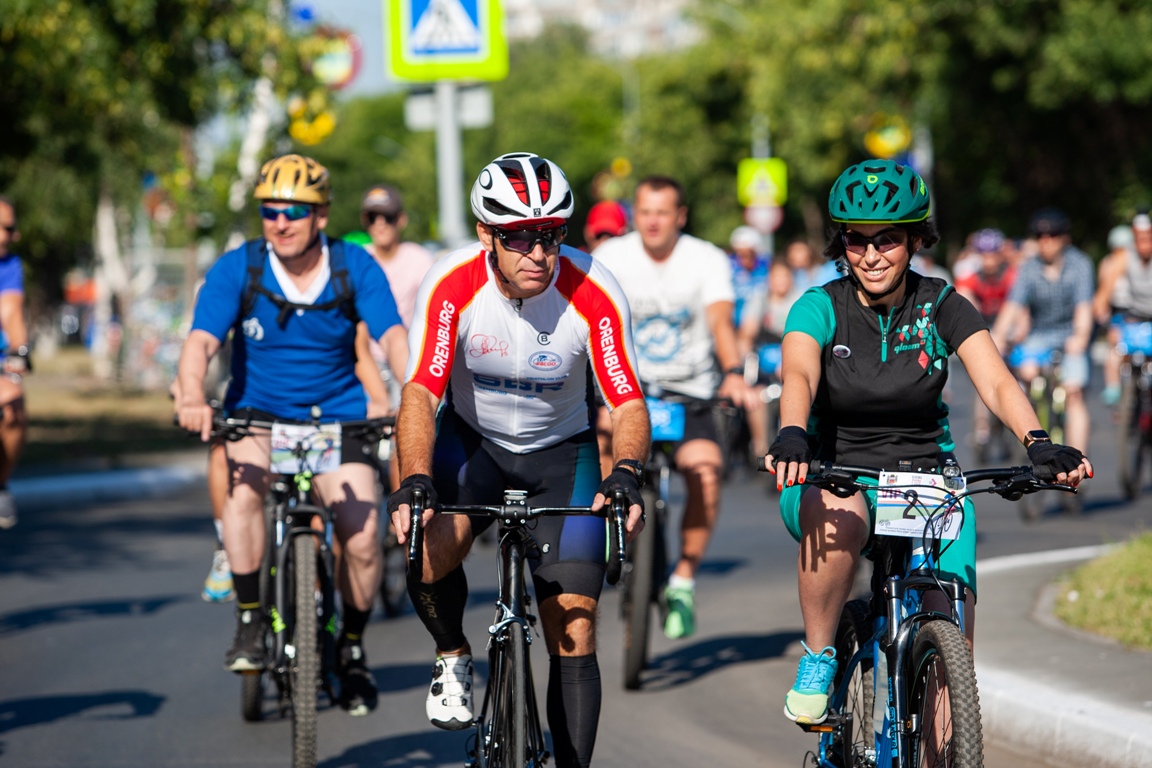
left=259, top=204, right=314, bottom=222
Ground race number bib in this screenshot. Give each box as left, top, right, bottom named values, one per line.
left=874, top=471, right=965, bottom=540
left=646, top=399, right=686, bottom=442
left=270, top=423, right=342, bottom=475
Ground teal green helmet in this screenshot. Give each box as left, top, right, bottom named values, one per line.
left=828, top=160, right=930, bottom=224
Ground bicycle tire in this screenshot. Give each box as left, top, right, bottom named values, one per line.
left=622, top=487, right=659, bottom=690
left=491, top=621, right=529, bottom=768
left=827, top=599, right=874, bottom=768
left=379, top=522, right=408, bottom=618
left=241, top=669, right=265, bottom=722
left=907, top=621, right=983, bottom=768
left=1118, top=374, right=1139, bottom=500
left=291, top=534, right=319, bottom=768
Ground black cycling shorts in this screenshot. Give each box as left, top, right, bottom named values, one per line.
left=432, top=407, right=606, bottom=603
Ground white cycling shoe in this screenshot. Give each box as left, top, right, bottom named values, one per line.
left=426, top=653, right=474, bottom=730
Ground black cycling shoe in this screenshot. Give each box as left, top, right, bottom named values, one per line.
left=225, top=608, right=266, bottom=672
left=337, top=641, right=378, bottom=716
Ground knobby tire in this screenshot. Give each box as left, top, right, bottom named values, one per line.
left=827, top=599, right=875, bottom=768
left=623, top=487, right=659, bottom=690
left=908, top=621, right=983, bottom=768
left=291, top=534, right=319, bottom=768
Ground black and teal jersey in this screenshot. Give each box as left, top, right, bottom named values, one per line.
left=783, top=272, right=987, bottom=470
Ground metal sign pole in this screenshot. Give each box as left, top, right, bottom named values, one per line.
left=435, top=80, right=467, bottom=248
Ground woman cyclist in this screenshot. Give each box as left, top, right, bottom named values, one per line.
left=765, top=159, right=1092, bottom=726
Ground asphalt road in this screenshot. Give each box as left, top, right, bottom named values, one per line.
left=1, top=370, right=1147, bottom=767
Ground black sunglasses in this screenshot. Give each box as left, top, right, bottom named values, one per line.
left=490, top=225, right=567, bottom=255
left=1, top=226, right=14, bottom=235
left=841, top=228, right=907, bottom=255
left=367, top=211, right=401, bottom=225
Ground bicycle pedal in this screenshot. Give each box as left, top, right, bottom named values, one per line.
left=794, top=712, right=847, bottom=733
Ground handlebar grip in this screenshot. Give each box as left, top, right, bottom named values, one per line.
left=756, top=456, right=768, bottom=473
left=408, top=489, right=425, bottom=583
left=1032, top=463, right=1057, bottom=483
left=605, top=490, right=626, bottom=586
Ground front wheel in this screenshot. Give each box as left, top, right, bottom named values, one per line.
left=908, top=621, right=983, bottom=768
left=489, top=621, right=528, bottom=768
left=291, top=535, right=320, bottom=768
left=622, top=487, right=659, bottom=690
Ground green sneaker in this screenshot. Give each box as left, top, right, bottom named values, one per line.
left=784, top=642, right=838, bottom=724
left=663, top=583, right=696, bottom=639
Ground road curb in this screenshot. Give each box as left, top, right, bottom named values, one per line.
left=10, top=464, right=205, bottom=511
left=977, top=547, right=1152, bottom=768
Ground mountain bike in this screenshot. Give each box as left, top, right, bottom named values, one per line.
left=758, top=457, right=1073, bottom=768
left=1114, top=320, right=1152, bottom=500
left=1007, top=343, right=1070, bottom=519
left=406, top=488, right=627, bottom=768
left=212, top=412, right=390, bottom=768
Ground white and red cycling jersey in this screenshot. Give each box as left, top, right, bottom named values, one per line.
left=406, top=243, right=643, bottom=453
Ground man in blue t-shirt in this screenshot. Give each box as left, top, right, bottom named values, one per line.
left=0, top=196, right=30, bottom=530
left=174, top=154, right=408, bottom=717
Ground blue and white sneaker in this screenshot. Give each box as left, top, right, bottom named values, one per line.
left=784, top=642, right=838, bottom=724
left=202, top=547, right=235, bottom=602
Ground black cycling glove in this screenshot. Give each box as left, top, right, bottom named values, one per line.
left=387, top=473, right=438, bottom=515
left=597, top=466, right=644, bottom=513
left=1026, top=442, right=1085, bottom=478
left=767, top=425, right=812, bottom=472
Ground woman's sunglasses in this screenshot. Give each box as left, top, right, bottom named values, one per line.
left=259, top=204, right=314, bottom=222
left=367, top=211, right=400, bottom=225
left=841, top=228, right=906, bottom=255
left=490, top=225, right=567, bottom=255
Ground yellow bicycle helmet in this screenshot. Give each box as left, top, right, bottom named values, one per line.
left=253, top=154, right=331, bottom=205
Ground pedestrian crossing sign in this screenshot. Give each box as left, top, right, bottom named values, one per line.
left=387, top=0, right=509, bottom=82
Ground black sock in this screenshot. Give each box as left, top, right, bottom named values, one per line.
left=546, top=654, right=601, bottom=768
left=407, top=563, right=469, bottom=652
left=341, top=604, right=371, bottom=644
left=233, top=571, right=260, bottom=608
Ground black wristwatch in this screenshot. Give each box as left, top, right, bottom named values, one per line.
left=1023, top=429, right=1051, bottom=448
left=614, top=459, right=646, bottom=485
left=724, top=366, right=744, bottom=377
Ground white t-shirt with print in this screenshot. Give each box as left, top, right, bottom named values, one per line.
left=595, top=231, right=734, bottom=399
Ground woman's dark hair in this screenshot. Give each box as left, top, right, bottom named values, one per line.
left=822, top=219, right=941, bottom=265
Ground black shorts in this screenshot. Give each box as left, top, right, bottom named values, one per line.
left=228, top=407, right=377, bottom=468
left=432, top=407, right=606, bottom=603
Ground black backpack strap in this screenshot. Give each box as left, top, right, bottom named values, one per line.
left=240, top=237, right=359, bottom=328
left=241, top=238, right=267, bottom=318
left=327, top=239, right=358, bottom=323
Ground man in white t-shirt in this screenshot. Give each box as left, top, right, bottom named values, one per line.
left=594, top=175, right=755, bottom=639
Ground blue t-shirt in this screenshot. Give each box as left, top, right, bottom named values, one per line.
left=191, top=237, right=402, bottom=421
left=730, top=254, right=770, bottom=327
left=0, top=254, right=24, bottom=350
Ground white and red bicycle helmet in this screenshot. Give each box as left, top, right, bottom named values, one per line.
left=470, top=152, right=574, bottom=230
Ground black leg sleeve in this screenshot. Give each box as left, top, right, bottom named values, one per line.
left=407, top=563, right=470, bottom=652
left=546, top=654, right=601, bottom=768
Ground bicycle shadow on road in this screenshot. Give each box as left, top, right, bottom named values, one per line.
left=638, top=630, right=804, bottom=691
left=0, top=690, right=164, bottom=736
left=319, top=729, right=472, bottom=768
left=0, top=595, right=187, bottom=637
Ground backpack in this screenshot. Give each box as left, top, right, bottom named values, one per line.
left=240, top=238, right=358, bottom=328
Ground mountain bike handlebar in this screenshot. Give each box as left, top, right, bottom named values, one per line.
left=406, top=488, right=629, bottom=586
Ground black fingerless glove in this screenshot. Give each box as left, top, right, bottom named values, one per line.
left=387, top=473, right=438, bottom=515
left=767, top=425, right=811, bottom=471
left=597, top=466, right=644, bottom=513
left=1026, top=442, right=1085, bottom=477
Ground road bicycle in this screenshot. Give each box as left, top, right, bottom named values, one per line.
left=758, top=457, right=1073, bottom=768
left=619, top=389, right=735, bottom=689
left=1114, top=320, right=1152, bottom=500
left=406, top=488, right=627, bottom=768
left=212, top=412, right=390, bottom=768
left=367, top=415, right=408, bottom=617
left=1007, top=343, right=1071, bottom=519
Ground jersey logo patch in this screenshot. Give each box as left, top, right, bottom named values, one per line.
left=832, top=344, right=851, bottom=359
left=528, top=351, right=563, bottom=371
left=242, top=317, right=264, bottom=341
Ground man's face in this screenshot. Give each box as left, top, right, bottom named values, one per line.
left=478, top=223, right=564, bottom=300
left=633, top=185, right=686, bottom=256
left=1134, top=228, right=1152, bottom=260
left=1036, top=233, right=1067, bottom=262
left=786, top=242, right=813, bottom=270
left=0, top=202, right=17, bottom=258
left=365, top=209, right=405, bottom=251
left=259, top=202, right=327, bottom=260
left=979, top=248, right=1005, bottom=276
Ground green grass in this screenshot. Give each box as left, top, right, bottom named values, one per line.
left=1054, top=533, right=1152, bottom=652
left=24, top=346, right=190, bottom=467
